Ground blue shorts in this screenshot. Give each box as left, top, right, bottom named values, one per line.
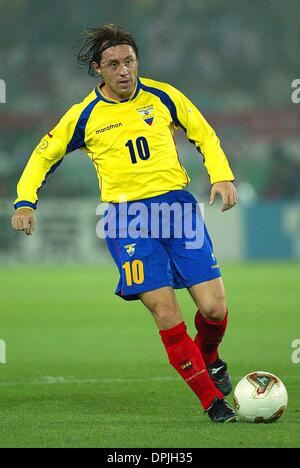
left=104, top=190, right=221, bottom=300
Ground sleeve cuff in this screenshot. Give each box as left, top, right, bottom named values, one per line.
left=14, top=201, right=37, bottom=210
left=210, top=176, right=235, bottom=185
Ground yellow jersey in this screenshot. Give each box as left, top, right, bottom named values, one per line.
left=14, top=77, right=234, bottom=209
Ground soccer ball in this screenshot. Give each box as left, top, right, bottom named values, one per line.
left=233, top=371, right=288, bottom=423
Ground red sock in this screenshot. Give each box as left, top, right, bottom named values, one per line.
left=194, top=310, right=228, bottom=365
left=160, top=322, right=223, bottom=410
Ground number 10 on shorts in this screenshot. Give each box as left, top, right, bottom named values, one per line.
left=122, top=260, right=145, bottom=286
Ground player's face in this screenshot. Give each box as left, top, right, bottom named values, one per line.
left=95, top=45, right=138, bottom=101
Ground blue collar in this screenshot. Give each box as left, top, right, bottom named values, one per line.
left=95, top=77, right=141, bottom=104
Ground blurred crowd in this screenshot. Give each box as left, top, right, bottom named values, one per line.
left=0, top=0, right=299, bottom=202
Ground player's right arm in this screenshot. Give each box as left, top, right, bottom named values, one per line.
left=11, top=102, right=86, bottom=235
left=12, top=207, right=36, bottom=236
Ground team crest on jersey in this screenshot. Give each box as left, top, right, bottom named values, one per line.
left=136, top=105, right=154, bottom=126
left=124, top=244, right=136, bottom=257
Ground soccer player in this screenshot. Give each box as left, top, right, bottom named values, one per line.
left=12, top=25, right=238, bottom=423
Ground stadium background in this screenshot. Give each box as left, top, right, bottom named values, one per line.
left=1, top=0, right=300, bottom=263
left=0, top=0, right=299, bottom=449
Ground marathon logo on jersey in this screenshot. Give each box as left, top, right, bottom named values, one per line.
left=137, top=105, right=154, bottom=126
left=96, top=123, right=123, bottom=134
left=181, top=361, right=193, bottom=371
left=124, top=244, right=136, bottom=257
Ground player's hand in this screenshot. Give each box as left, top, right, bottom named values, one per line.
left=11, top=208, right=36, bottom=235
left=210, top=181, right=238, bottom=212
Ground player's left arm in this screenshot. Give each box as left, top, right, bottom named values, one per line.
left=167, top=85, right=238, bottom=211
left=209, top=180, right=238, bottom=212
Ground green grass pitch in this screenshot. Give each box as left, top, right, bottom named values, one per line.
left=1, top=263, right=299, bottom=448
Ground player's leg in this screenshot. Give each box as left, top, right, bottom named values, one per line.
left=189, top=276, right=227, bottom=321
left=161, top=190, right=233, bottom=396
left=189, top=278, right=232, bottom=396
left=140, top=286, right=230, bottom=415
left=105, top=194, right=236, bottom=421
left=140, top=285, right=183, bottom=330
left=189, top=276, right=228, bottom=364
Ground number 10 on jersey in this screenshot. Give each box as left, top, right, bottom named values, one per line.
left=125, top=137, right=150, bottom=164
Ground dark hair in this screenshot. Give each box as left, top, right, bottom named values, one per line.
left=76, top=24, right=139, bottom=77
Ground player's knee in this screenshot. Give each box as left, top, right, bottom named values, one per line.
left=200, top=299, right=227, bottom=322
left=150, top=302, right=180, bottom=328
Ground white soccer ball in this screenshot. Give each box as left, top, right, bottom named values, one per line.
left=233, top=371, right=288, bottom=423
